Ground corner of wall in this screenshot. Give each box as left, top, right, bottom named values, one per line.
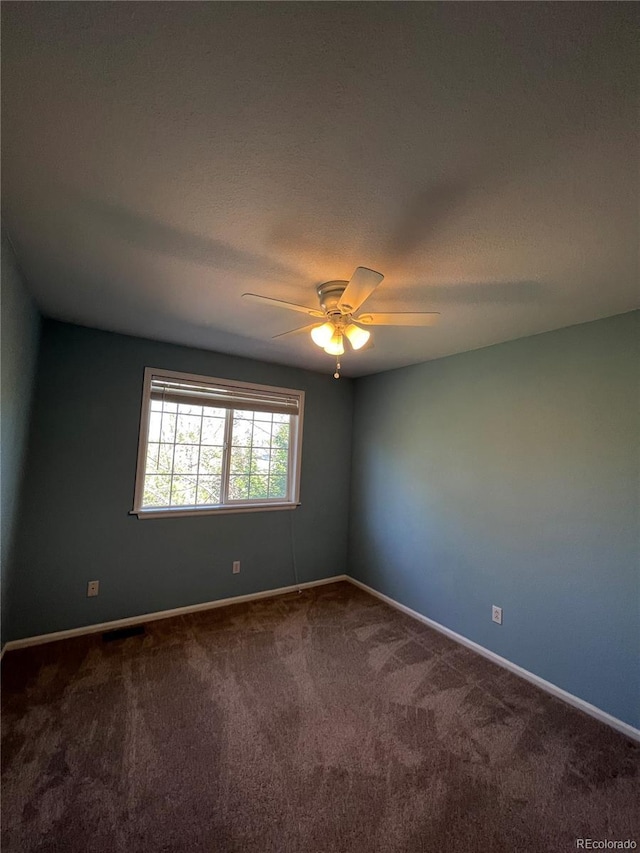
left=1, top=231, right=42, bottom=646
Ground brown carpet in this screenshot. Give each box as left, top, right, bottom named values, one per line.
left=2, top=581, right=638, bottom=852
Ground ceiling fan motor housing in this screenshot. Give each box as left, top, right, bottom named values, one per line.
left=316, top=280, right=350, bottom=316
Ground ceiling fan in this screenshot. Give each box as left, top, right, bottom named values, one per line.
left=243, top=267, right=440, bottom=376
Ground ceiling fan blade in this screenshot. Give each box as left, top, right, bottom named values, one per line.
left=357, top=312, right=440, bottom=326
left=272, top=323, right=319, bottom=340
left=242, top=293, right=323, bottom=317
left=337, top=267, right=384, bottom=313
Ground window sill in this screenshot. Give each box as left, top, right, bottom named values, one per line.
left=130, top=502, right=301, bottom=519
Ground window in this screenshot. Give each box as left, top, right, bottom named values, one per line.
left=132, top=368, right=304, bottom=517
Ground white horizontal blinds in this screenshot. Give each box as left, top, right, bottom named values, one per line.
left=149, top=377, right=300, bottom=417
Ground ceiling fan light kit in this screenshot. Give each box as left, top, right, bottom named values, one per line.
left=324, top=329, right=345, bottom=356
left=242, top=266, right=440, bottom=377
left=310, top=321, right=335, bottom=348
left=344, top=322, right=370, bottom=350
left=311, top=318, right=370, bottom=354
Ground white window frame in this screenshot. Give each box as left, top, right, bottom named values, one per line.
left=131, top=367, right=304, bottom=518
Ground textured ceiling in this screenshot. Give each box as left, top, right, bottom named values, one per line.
left=2, top=2, right=638, bottom=376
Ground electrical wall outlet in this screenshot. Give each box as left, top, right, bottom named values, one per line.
left=492, top=605, right=502, bottom=625
left=232, top=560, right=241, bottom=574
left=87, top=580, right=100, bottom=597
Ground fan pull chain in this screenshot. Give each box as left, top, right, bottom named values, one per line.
left=334, top=357, right=341, bottom=379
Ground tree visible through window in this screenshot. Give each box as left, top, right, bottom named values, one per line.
left=228, top=410, right=290, bottom=501
left=132, top=369, right=304, bottom=516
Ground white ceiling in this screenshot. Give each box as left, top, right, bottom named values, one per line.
left=2, top=2, right=638, bottom=377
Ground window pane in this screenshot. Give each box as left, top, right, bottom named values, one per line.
left=272, top=420, right=290, bottom=450
left=268, top=475, right=287, bottom=499
left=177, top=402, right=203, bottom=416
left=225, top=411, right=291, bottom=502
left=175, top=414, right=201, bottom=444
left=174, top=444, right=199, bottom=475
left=229, top=446, right=250, bottom=476
left=201, top=405, right=227, bottom=419
left=196, top=477, right=221, bottom=505
left=148, top=411, right=162, bottom=442
left=248, top=476, right=269, bottom=500
left=143, top=474, right=171, bottom=507
left=253, top=409, right=273, bottom=422
left=161, top=413, right=177, bottom=443
left=201, top=416, right=225, bottom=445
left=146, top=443, right=174, bottom=474
left=270, top=447, right=288, bottom=476
left=252, top=448, right=270, bottom=476
left=252, top=420, right=273, bottom=448
left=228, top=475, right=249, bottom=500
left=199, top=446, right=223, bottom=477
left=171, top=476, right=197, bottom=506
left=232, top=416, right=252, bottom=447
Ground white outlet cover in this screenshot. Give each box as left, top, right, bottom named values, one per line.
left=87, top=580, right=100, bottom=597
left=492, top=605, right=503, bottom=625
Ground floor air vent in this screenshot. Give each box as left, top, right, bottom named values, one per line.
left=102, top=625, right=146, bottom=642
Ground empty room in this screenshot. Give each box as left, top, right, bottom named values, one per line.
left=1, top=2, right=638, bottom=851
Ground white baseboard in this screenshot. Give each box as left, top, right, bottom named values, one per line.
left=1, top=575, right=348, bottom=654
left=346, top=576, right=640, bottom=744
left=4, top=573, right=638, bottom=744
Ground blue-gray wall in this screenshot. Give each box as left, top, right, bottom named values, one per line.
left=1, top=233, right=41, bottom=645
left=7, top=310, right=639, bottom=729
left=348, top=312, right=640, bottom=728
left=8, top=320, right=353, bottom=640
